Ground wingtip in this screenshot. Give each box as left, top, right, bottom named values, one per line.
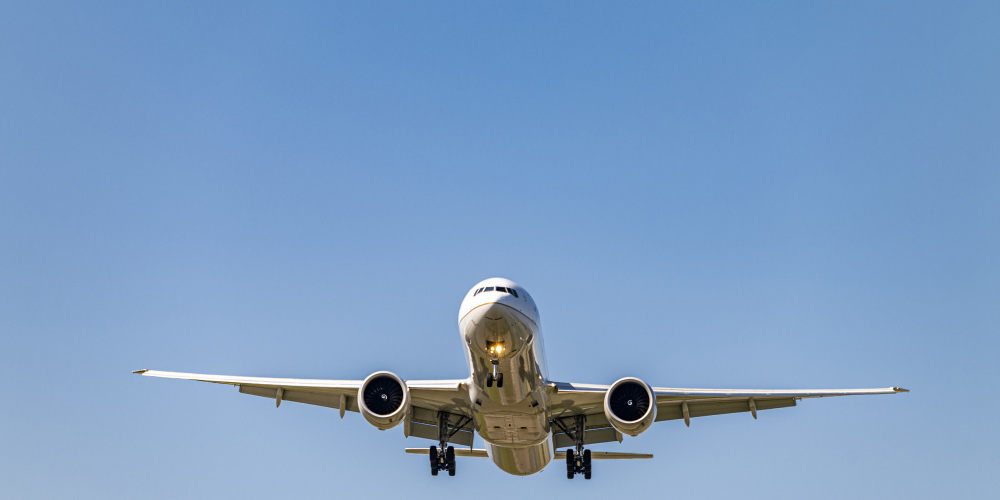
left=893, top=387, right=909, bottom=393
left=132, top=369, right=148, bottom=374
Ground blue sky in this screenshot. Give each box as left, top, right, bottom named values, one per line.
left=1, top=1, right=997, bottom=498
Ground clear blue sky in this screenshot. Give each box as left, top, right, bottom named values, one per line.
left=1, top=1, right=997, bottom=498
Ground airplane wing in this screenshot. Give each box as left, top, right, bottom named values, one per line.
left=133, top=369, right=475, bottom=444
left=547, top=382, right=907, bottom=448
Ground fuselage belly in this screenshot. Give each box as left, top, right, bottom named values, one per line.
left=458, top=278, right=552, bottom=475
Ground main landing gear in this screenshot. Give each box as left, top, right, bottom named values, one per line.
left=565, top=449, right=592, bottom=480
left=428, top=445, right=455, bottom=476
left=556, top=415, right=592, bottom=480
left=429, top=412, right=469, bottom=477
left=485, top=358, right=503, bottom=388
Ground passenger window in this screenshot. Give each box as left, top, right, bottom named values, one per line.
left=509, top=289, right=518, bottom=298
left=484, top=286, right=494, bottom=292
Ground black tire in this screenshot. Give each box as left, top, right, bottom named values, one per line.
left=429, top=446, right=438, bottom=476
left=486, top=373, right=493, bottom=387
left=447, top=446, right=456, bottom=476
left=497, top=373, right=504, bottom=388
left=565, top=449, right=575, bottom=479
left=583, top=449, right=592, bottom=479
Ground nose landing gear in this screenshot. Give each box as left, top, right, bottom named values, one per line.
left=485, top=342, right=504, bottom=388
left=485, top=358, right=503, bottom=388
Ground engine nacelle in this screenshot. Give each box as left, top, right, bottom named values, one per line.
left=358, top=371, right=410, bottom=430
left=603, top=377, right=657, bottom=437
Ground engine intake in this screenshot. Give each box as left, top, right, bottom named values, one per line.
left=358, top=371, right=409, bottom=430
left=603, top=377, right=656, bottom=437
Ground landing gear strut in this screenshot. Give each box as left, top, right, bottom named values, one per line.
left=429, top=412, right=470, bottom=477
left=556, top=415, right=592, bottom=479
left=485, top=358, right=503, bottom=388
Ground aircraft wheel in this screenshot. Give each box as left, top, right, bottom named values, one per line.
left=429, top=446, right=438, bottom=476
left=496, top=373, right=504, bottom=388
left=486, top=373, right=494, bottom=387
left=565, top=449, right=575, bottom=479
left=446, top=446, right=456, bottom=476
left=583, top=449, right=592, bottom=480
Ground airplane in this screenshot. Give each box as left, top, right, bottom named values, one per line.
left=134, top=277, right=907, bottom=478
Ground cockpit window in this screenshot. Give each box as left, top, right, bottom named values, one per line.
left=476, top=285, right=519, bottom=297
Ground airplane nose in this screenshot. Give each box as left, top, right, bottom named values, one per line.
left=465, top=301, right=505, bottom=323
left=480, top=302, right=505, bottom=320
left=463, top=300, right=532, bottom=360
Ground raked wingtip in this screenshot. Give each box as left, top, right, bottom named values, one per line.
left=132, top=369, right=148, bottom=374
left=893, top=387, right=909, bottom=393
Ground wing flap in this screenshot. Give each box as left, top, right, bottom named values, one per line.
left=406, top=420, right=475, bottom=446
left=553, top=426, right=622, bottom=448
left=655, top=397, right=796, bottom=422
left=238, top=386, right=358, bottom=411
left=406, top=407, right=475, bottom=446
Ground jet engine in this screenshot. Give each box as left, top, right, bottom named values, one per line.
left=603, top=377, right=657, bottom=437
left=358, top=371, right=410, bottom=430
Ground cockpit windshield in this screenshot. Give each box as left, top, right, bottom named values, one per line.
left=474, top=286, right=518, bottom=298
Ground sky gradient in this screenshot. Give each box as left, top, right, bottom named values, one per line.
left=1, top=1, right=998, bottom=498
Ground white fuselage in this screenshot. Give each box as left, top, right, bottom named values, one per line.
left=457, top=278, right=552, bottom=475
